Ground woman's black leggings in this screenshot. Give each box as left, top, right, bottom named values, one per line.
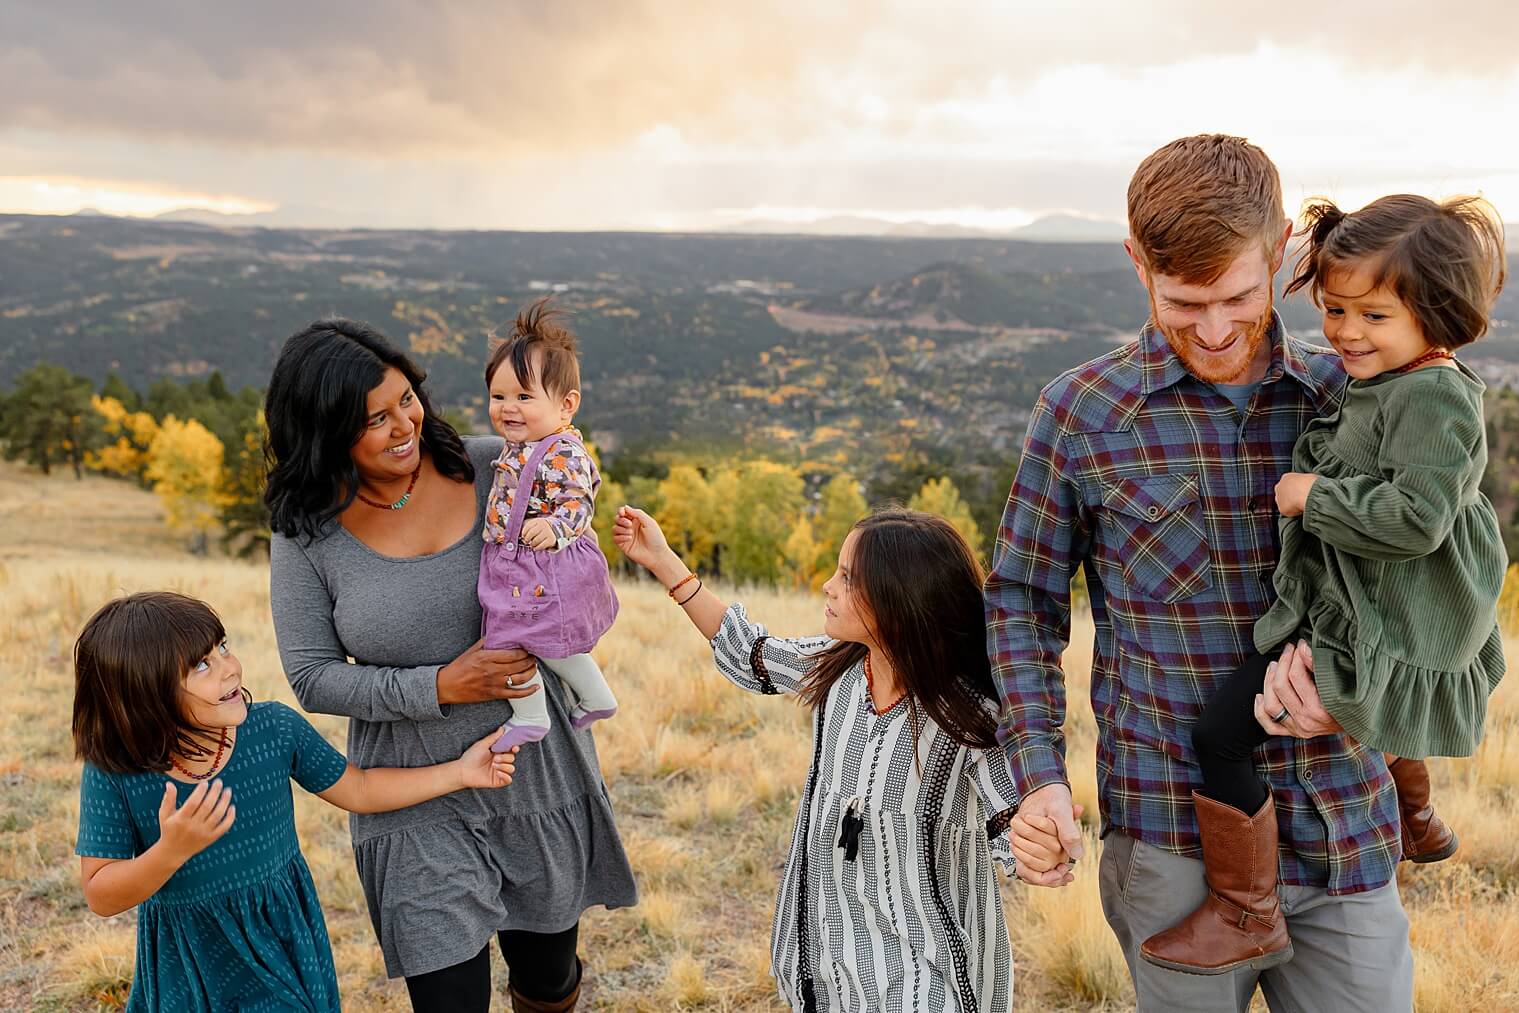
left=1192, top=651, right=1274, bottom=813
left=403, top=923, right=580, bottom=1012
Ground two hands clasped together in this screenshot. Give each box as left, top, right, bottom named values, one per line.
left=1009, top=632, right=1344, bottom=888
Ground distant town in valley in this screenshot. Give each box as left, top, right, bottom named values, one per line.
left=4, top=211, right=1519, bottom=543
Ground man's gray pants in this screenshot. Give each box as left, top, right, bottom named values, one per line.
left=1099, top=831, right=1414, bottom=1013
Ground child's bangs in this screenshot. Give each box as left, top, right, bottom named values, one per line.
left=507, top=339, right=543, bottom=392
left=1311, top=248, right=1396, bottom=305
left=158, top=599, right=227, bottom=674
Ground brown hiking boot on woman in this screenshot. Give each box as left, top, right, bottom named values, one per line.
left=509, top=958, right=582, bottom=1012
left=1140, top=792, right=1294, bottom=975
left=1385, top=756, right=1459, bottom=863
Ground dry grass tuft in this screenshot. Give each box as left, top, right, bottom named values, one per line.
left=3, top=461, right=1519, bottom=1010
left=1005, top=831, right=1130, bottom=1008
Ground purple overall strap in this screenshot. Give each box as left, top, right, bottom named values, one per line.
left=498, top=432, right=584, bottom=554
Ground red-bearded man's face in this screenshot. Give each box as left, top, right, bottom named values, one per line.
left=1126, top=233, right=1288, bottom=385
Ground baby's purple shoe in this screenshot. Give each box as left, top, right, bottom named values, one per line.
left=569, top=706, right=617, bottom=731
left=491, top=720, right=549, bottom=752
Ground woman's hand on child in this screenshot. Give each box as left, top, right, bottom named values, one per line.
left=1274, top=471, right=1318, bottom=517
left=520, top=518, right=557, bottom=551
left=458, top=731, right=519, bottom=789
left=613, top=506, right=677, bottom=575
left=438, top=639, right=543, bottom=705
left=155, top=779, right=236, bottom=862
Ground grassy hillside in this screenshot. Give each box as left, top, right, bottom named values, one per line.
left=2, top=462, right=1518, bottom=1010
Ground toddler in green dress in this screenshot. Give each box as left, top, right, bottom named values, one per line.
left=1143, top=194, right=1509, bottom=975
left=72, top=591, right=520, bottom=1012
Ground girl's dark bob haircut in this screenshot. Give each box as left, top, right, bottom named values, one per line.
left=263, top=318, right=473, bottom=540
left=72, top=591, right=250, bottom=774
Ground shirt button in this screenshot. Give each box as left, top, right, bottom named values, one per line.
left=1147, top=506, right=1160, bottom=519
left=1303, top=769, right=1315, bottom=782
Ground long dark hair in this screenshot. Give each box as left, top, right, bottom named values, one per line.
left=797, top=509, right=1000, bottom=750
left=72, top=591, right=251, bottom=774
left=263, top=318, right=474, bottom=539
left=1286, top=194, right=1507, bottom=350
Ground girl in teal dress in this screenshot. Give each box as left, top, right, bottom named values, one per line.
left=72, top=591, right=520, bottom=1012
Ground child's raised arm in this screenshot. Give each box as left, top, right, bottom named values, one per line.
left=613, top=506, right=729, bottom=640
left=318, top=731, right=518, bottom=815
left=614, top=505, right=825, bottom=697
left=81, top=779, right=236, bottom=917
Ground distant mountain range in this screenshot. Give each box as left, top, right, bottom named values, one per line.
left=718, top=212, right=1128, bottom=243
left=56, top=205, right=1519, bottom=251
left=150, top=204, right=361, bottom=230
left=59, top=205, right=1133, bottom=243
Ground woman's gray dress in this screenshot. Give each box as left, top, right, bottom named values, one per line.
left=269, top=435, right=637, bottom=977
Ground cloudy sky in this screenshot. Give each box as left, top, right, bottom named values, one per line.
left=2, top=1, right=1516, bottom=232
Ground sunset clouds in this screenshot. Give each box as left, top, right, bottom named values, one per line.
left=3, top=1, right=1516, bottom=229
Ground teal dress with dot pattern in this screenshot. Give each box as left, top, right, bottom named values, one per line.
left=76, top=701, right=350, bottom=1012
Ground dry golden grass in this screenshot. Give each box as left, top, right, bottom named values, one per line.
left=2, top=461, right=1518, bottom=1010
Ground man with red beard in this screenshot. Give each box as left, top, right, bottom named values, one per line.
left=986, top=135, right=1412, bottom=1012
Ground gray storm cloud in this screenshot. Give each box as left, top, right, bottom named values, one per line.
left=3, top=0, right=1514, bottom=158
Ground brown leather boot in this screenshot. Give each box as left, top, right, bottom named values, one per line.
left=1386, top=756, right=1459, bottom=863
left=1140, top=791, right=1293, bottom=975
left=509, top=957, right=582, bottom=1012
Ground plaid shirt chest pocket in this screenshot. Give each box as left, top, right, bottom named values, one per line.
left=1097, top=473, right=1213, bottom=604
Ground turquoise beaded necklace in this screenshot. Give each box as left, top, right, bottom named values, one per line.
left=356, top=463, right=421, bottom=511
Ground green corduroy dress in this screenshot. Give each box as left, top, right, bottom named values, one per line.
left=1256, top=360, right=1507, bottom=758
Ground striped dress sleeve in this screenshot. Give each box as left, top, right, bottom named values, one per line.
left=968, top=737, right=1021, bottom=872
left=709, top=602, right=831, bottom=697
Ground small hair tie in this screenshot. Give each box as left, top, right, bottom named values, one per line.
left=1311, top=204, right=1346, bottom=243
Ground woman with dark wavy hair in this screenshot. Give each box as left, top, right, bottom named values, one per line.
left=264, top=319, right=637, bottom=1013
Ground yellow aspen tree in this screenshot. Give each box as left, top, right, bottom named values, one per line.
left=814, top=472, right=866, bottom=577
left=783, top=514, right=823, bottom=590
left=87, top=395, right=160, bottom=484
left=908, top=476, right=985, bottom=559
left=655, top=464, right=718, bottom=571
left=593, top=477, right=626, bottom=565
left=219, top=410, right=270, bottom=556
left=721, top=460, right=805, bottom=585
left=145, top=416, right=227, bottom=554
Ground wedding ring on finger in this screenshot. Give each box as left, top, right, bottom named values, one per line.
left=506, top=674, right=514, bottom=687
left=1272, top=706, right=1290, bottom=724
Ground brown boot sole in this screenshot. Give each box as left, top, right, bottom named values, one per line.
left=1141, top=942, right=1294, bottom=977
left=1407, top=836, right=1459, bottom=863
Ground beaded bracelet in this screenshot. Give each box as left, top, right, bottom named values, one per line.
left=667, top=572, right=698, bottom=599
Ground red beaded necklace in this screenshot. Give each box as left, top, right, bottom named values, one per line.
left=170, top=727, right=229, bottom=781
left=863, top=653, right=905, bottom=715
left=1390, top=348, right=1454, bottom=374
left=356, top=463, right=422, bottom=511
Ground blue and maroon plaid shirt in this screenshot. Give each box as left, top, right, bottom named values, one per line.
left=987, top=313, right=1402, bottom=894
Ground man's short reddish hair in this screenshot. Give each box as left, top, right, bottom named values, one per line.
left=1127, top=134, right=1286, bottom=284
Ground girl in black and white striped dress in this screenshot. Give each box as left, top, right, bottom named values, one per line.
left=615, top=505, right=1019, bottom=1013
